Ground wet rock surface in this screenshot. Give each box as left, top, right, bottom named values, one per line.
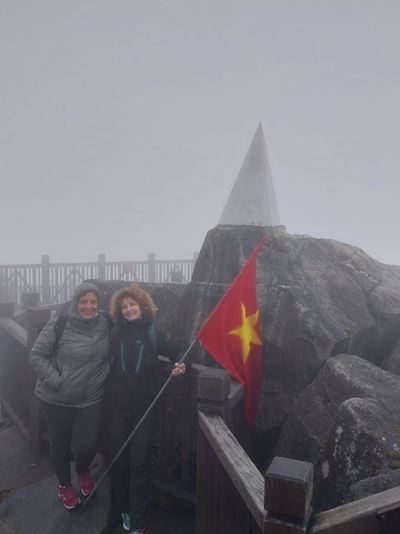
left=318, top=397, right=400, bottom=508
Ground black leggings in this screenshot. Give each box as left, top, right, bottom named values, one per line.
left=106, top=404, right=155, bottom=530
left=40, top=400, right=102, bottom=485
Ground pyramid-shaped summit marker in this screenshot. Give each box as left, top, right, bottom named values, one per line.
left=218, top=123, right=281, bottom=226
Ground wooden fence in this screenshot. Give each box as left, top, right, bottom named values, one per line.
left=0, top=253, right=197, bottom=304
left=196, top=370, right=400, bottom=534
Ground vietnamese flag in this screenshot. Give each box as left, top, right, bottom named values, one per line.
left=197, top=236, right=266, bottom=426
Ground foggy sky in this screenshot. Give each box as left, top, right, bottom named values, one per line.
left=1, top=1, right=399, bottom=265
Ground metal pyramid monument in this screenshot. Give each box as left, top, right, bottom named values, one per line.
left=218, top=123, right=281, bottom=226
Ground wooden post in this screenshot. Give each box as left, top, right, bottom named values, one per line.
left=197, top=368, right=231, bottom=422
left=264, top=456, right=314, bottom=533
left=41, top=255, right=51, bottom=304
left=98, top=253, right=106, bottom=280
left=21, top=292, right=40, bottom=308
left=26, top=306, right=51, bottom=451
left=148, top=252, right=156, bottom=283
left=197, top=368, right=245, bottom=534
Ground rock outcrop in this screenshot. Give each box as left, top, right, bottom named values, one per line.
left=274, top=354, right=400, bottom=507
left=172, top=226, right=400, bottom=425
left=319, top=396, right=400, bottom=508
left=169, top=224, right=400, bottom=506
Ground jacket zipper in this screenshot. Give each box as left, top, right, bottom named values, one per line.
left=120, top=341, right=126, bottom=371
left=135, top=343, right=144, bottom=374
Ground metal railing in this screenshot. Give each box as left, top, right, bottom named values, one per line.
left=0, top=253, right=197, bottom=304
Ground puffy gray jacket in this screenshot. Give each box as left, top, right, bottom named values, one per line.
left=29, top=282, right=110, bottom=408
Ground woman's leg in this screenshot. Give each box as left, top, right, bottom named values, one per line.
left=129, top=410, right=156, bottom=530
left=71, top=402, right=102, bottom=474
left=106, top=411, right=132, bottom=517
left=40, top=401, right=75, bottom=485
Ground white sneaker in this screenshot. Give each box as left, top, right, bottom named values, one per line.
left=122, top=512, right=130, bottom=531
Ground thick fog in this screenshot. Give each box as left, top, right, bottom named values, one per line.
left=1, top=1, right=399, bottom=264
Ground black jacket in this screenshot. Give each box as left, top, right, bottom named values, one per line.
left=105, top=316, right=179, bottom=413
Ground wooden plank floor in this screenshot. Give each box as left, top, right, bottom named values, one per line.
left=0, top=419, right=195, bottom=534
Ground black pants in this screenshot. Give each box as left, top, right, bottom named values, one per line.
left=106, top=401, right=155, bottom=530
left=40, top=400, right=102, bottom=485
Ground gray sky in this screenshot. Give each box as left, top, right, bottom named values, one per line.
left=1, top=1, right=399, bottom=265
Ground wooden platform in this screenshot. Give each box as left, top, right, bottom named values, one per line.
left=0, top=421, right=52, bottom=495
left=0, top=418, right=195, bottom=534
left=0, top=419, right=52, bottom=534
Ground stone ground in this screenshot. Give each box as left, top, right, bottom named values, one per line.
left=0, top=420, right=195, bottom=534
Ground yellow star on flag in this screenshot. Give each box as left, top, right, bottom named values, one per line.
left=228, top=302, right=262, bottom=362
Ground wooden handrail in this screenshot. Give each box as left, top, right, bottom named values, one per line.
left=199, top=411, right=265, bottom=529
left=0, top=317, right=27, bottom=347
left=310, top=485, right=400, bottom=533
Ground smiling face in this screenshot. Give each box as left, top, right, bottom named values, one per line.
left=77, top=291, right=99, bottom=320
left=121, top=296, right=142, bottom=321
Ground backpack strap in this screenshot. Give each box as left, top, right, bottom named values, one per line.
left=53, top=314, right=69, bottom=354
left=147, top=322, right=157, bottom=354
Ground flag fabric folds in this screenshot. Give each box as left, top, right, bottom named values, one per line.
left=197, top=236, right=266, bottom=426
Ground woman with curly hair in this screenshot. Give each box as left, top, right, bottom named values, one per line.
left=104, top=284, right=185, bottom=534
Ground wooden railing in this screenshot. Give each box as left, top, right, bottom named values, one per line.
left=0, top=252, right=197, bottom=304
left=0, top=301, right=67, bottom=449
left=195, top=370, right=400, bottom=534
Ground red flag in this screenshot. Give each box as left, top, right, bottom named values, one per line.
left=197, top=236, right=266, bottom=426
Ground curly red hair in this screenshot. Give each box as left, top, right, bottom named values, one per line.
left=110, top=284, right=158, bottom=320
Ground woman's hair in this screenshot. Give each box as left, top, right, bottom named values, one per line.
left=110, top=284, right=158, bottom=319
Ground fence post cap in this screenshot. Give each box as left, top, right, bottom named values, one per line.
left=265, top=456, right=313, bottom=522
left=266, top=456, right=313, bottom=483
left=198, top=368, right=231, bottom=403
left=21, top=292, right=40, bottom=307
left=26, top=307, right=51, bottom=327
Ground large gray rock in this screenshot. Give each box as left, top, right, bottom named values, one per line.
left=318, top=397, right=400, bottom=508
left=171, top=225, right=400, bottom=429
left=347, top=468, right=400, bottom=503
left=274, top=354, right=400, bottom=463
left=273, top=355, right=400, bottom=506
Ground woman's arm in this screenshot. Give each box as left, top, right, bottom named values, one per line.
left=29, top=317, right=63, bottom=390
left=156, top=329, right=187, bottom=376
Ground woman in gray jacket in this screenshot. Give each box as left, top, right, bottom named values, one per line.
left=29, top=282, right=110, bottom=510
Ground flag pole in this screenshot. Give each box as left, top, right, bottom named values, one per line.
left=84, top=337, right=198, bottom=506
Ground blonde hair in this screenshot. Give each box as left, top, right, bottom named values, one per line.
left=110, top=284, right=158, bottom=320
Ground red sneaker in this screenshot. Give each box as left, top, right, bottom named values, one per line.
left=77, top=471, right=96, bottom=497
left=57, top=483, right=81, bottom=509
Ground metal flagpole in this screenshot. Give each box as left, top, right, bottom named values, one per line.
left=84, top=337, right=198, bottom=507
